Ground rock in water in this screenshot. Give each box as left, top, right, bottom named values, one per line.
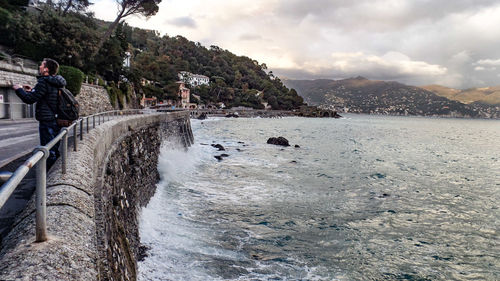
left=211, top=144, right=225, bottom=151
left=267, top=137, right=290, bottom=146
left=197, top=112, right=207, bottom=120
left=214, top=154, right=229, bottom=161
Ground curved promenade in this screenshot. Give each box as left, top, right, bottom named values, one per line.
left=0, top=111, right=193, bottom=281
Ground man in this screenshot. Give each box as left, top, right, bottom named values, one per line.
left=13, top=58, right=66, bottom=169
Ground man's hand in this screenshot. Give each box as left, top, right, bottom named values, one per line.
left=13, top=85, right=32, bottom=91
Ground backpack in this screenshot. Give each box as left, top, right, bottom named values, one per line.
left=53, top=88, right=80, bottom=127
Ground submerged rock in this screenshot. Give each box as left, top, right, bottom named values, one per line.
left=214, top=154, right=229, bottom=161
left=137, top=245, right=150, bottom=262
left=267, top=137, right=290, bottom=146
left=197, top=112, right=207, bottom=120
left=211, top=144, right=225, bottom=151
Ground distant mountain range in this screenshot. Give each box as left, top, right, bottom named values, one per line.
left=282, top=77, right=500, bottom=118
left=421, top=85, right=500, bottom=105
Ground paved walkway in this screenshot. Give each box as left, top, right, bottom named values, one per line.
left=0, top=119, right=39, bottom=169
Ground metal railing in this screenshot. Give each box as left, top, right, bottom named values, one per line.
left=0, top=109, right=143, bottom=242
left=0, top=102, right=36, bottom=119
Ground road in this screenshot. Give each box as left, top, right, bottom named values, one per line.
left=0, top=119, right=39, bottom=169
left=0, top=119, right=38, bottom=241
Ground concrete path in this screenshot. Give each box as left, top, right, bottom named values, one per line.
left=0, top=119, right=39, bottom=241
left=0, top=119, right=39, bottom=169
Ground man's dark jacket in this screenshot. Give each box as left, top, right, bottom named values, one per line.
left=15, top=75, right=66, bottom=122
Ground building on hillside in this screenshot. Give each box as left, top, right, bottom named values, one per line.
left=123, top=52, right=131, bottom=68
left=140, top=95, right=157, bottom=108
left=176, top=81, right=190, bottom=107
left=178, top=71, right=210, bottom=87
left=162, top=81, right=199, bottom=109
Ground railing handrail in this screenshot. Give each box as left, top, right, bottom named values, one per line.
left=0, top=108, right=144, bottom=242
left=0, top=102, right=34, bottom=105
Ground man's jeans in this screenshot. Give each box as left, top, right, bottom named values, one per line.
left=39, top=121, right=61, bottom=169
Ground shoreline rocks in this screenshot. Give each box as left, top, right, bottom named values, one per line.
left=267, top=137, right=290, bottom=146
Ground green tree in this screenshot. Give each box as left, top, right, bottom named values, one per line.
left=0, top=7, right=99, bottom=68
left=60, top=0, right=91, bottom=15
left=91, top=0, right=162, bottom=59
left=93, top=23, right=128, bottom=81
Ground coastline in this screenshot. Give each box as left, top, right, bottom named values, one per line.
left=191, top=109, right=499, bottom=120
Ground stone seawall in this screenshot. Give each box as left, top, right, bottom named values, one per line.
left=78, top=84, right=114, bottom=116
left=0, top=111, right=193, bottom=280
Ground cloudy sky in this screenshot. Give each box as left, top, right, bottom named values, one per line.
left=91, top=0, right=500, bottom=89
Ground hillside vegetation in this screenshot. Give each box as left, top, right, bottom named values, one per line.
left=0, top=2, right=304, bottom=110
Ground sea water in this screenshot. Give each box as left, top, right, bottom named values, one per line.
left=138, top=115, right=500, bottom=280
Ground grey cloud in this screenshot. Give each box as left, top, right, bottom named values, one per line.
left=273, top=61, right=445, bottom=87
left=265, top=0, right=500, bottom=88
left=273, top=67, right=420, bottom=83
left=167, top=16, right=197, bottom=28
left=477, top=58, right=500, bottom=66
left=274, top=0, right=500, bottom=31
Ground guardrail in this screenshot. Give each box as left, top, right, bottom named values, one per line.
left=0, top=109, right=143, bottom=242
left=0, top=102, right=36, bottom=119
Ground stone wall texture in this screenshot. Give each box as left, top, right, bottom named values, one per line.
left=0, top=111, right=193, bottom=281
left=0, top=69, right=37, bottom=87
left=77, top=84, right=114, bottom=116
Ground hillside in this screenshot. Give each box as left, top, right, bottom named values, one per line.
left=283, top=77, right=500, bottom=118
left=0, top=4, right=304, bottom=110
left=421, top=85, right=500, bottom=105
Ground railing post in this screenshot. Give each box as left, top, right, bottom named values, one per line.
left=80, top=119, right=83, bottom=141
left=61, top=128, right=68, bottom=174
left=73, top=124, right=78, bottom=152
left=86, top=117, right=89, bottom=133
left=187, top=118, right=194, bottom=145
left=34, top=146, right=49, bottom=242
left=93, top=115, right=95, bottom=128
